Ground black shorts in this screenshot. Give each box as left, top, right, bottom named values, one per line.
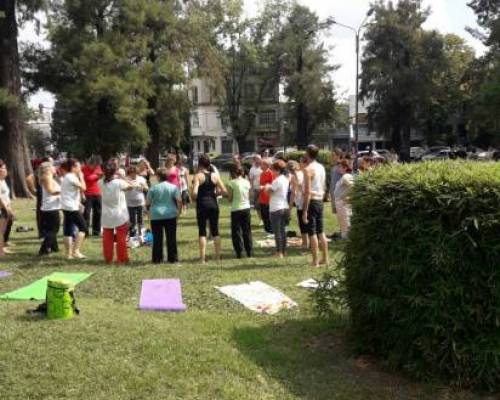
left=196, top=207, right=219, bottom=237
left=296, top=209, right=308, bottom=235
left=306, top=200, right=324, bottom=236
left=63, top=210, right=87, bottom=236
left=0, top=208, right=7, bottom=219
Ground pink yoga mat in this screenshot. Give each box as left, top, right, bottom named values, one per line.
left=139, top=279, right=187, bottom=312
left=0, top=271, right=12, bottom=278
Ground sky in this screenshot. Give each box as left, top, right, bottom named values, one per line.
left=24, top=0, right=486, bottom=108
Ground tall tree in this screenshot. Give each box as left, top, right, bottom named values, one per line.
left=26, top=0, right=151, bottom=160
left=467, top=0, right=500, bottom=145
left=360, top=0, right=446, bottom=160
left=279, top=4, right=337, bottom=149
left=422, top=34, right=475, bottom=145
left=0, top=0, right=43, bottom=197
left=27, top=0, right=225, bottom=165
left=217, top=0, right=286, bottom=153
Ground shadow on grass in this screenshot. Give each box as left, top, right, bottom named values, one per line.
left=232, top=317, right=432, bottom=400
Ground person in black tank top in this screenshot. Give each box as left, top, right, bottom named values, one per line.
left=192, top=154, right=227, bottom=264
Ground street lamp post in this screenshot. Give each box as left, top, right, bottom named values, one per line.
left=329, top=8, right=374, bottom=155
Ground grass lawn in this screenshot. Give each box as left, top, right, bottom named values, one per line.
left=0, top=199, right=485, bottom=400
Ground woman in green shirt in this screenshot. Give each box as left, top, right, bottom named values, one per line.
left=226, top=164, right=253, bottom=258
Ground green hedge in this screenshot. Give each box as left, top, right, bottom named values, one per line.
left=342, top=161, right=500, bottom=390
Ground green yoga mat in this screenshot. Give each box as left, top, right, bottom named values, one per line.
left=0, top=272, right=92, bottom=301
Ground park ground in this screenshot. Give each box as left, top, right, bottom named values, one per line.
left=0, top=199, right=488, bottom=400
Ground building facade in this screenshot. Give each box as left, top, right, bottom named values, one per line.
left=189, top=77, right=282, bottom=154
left=189, top=78, right=237, bottom=154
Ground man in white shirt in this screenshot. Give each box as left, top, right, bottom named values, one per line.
left=302, top=145, right=328, bottom=267
left=248, top=155, right=263, bottom=221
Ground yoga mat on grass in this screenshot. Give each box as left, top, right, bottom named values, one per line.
left=296, top=278, right=338, bottom=289
left=0, top=272, right=92, bottom=301
left=0, top=271, right=12, bottom=279
left=139, top=279, right=187, bottom=312
left=216, top=281, right=297, bottom=315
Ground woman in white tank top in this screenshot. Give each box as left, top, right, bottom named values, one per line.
left=39, top=162, right=62, bottom=256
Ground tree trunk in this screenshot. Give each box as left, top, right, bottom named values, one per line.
left=146, top=96, right=160, bottom=169
left=0, top=0, right=33, bottom=197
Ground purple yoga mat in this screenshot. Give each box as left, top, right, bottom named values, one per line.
left=0, top=271, right=12, bottom=278
left=139, top=279, right=187, bottom=312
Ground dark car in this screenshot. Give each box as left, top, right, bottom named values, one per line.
left=211, top=153, right=235, bottom=170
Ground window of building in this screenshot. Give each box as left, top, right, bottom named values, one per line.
left=191, top=87, right=199, bottom=105
left=258, top=110, right=277, bottom=128
left=192, top=112, right=200, bottom=128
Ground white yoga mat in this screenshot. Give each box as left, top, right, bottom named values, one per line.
left=296, top=278, right=339, bottom=289
left=216, top=281, right=297, bottom=315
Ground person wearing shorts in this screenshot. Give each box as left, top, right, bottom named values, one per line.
left=302, top=145, right=328, bottom=267
left=60, top=158, right=88, bottom=260
left=192, top=154, right=227, bottom=263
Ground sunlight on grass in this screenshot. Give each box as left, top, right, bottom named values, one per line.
left=0, top=199, right=482, bottom=399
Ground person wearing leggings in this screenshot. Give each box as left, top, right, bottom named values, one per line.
left=147, top=168, right=182, bottom=264
left=226, top=164, right=252, bottom=259
left=38, top=162, right=61, bottom=256
left=264, top=160, right=290, bottom=258
left=60, top=158, right=87, bottom=260
left=192, top=154, right=227, bottom=264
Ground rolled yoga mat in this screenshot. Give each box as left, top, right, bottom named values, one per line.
left=139, top=279, right=187, bottom=312
left=0, top=272, right=92, bottom=301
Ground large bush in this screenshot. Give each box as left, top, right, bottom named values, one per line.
left=342, top=162, right=500, bottom=390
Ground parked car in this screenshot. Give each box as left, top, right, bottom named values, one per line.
left=422, top=148, right=453, bottom=161
left=375, top=149, right=390, bottom=159
left=410, top=147, right=426, bottom=160
left=211, top=153, right=234, bottom=170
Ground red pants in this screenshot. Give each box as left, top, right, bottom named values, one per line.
left=102, top=223, right=129, bottom=264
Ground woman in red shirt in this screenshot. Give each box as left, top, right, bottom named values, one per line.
left=258, top=158, right=274, bottom=234
left=82, top=155, right=103, bottom=236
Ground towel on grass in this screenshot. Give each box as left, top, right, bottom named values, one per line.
left=0, top=272, right=92, bottom=301
left=296, top=278, right=339, bottom=290
left=216, top=281, right=297, bottom=315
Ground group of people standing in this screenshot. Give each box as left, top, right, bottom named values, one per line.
left=0, top=144, right=360, bottom=267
